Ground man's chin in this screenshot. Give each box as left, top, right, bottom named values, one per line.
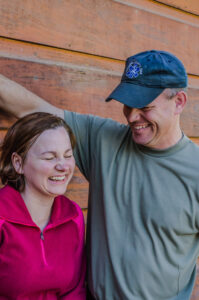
left=132, top=134, right=152, bottom=147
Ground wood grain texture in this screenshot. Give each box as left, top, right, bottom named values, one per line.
left=181, top=85, right=199, bottom=136
left=0, top=37, right=123, bottom=73
left=65, top=167, right=88, bottom=209
left=191, top=138, right=199, bottom=146
left=0, top=0, right=198, bottom=75
left=155, top=0, right=199, bottom=15
left=192, top=261, right=199, bottom=299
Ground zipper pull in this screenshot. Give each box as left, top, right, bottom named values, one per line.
left=40, top=232, right=44, bottom=240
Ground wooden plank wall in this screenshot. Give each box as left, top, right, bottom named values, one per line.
left=0, top=0, right=198, bottom=297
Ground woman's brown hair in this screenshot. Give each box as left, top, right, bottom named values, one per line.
left=0, top=112, right=76, bottom=192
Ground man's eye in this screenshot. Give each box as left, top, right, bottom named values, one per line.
left=142, top=107, right=151, bottom=112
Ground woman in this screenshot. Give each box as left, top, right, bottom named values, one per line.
left=0, top=112, right=86, bottom=299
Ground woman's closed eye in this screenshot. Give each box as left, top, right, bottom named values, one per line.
left=64, top=153, right=73, bottom=159
left=43, top=155, right=55, bottom=160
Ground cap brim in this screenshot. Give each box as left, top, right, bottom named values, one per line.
left=105, top=82, right=164, bottom=108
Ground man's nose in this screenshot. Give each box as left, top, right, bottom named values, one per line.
left=126, top=108, right=141, bottom=123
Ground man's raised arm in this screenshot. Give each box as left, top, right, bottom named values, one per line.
left=0, top=74, right=64, bottom=119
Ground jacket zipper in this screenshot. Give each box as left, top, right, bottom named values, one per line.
left=40, top=231, right=48, bottom=266
left=40, top=231, right=44, bottom=240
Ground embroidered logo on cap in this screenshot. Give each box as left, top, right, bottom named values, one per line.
left=126, top=60, right=142, bottom=79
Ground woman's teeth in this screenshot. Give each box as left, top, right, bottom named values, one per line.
left=49, top=176, right=66, bottom=181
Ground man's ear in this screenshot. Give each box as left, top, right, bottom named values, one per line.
left=11, top=152, right=24, bottom=174
left=174, top=91, right=187, bottom=115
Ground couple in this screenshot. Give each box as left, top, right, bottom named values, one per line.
left=0, top=50, right=199, bottom=300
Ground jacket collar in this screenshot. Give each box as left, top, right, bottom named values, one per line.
left=0, top=185, right=78, bottom=227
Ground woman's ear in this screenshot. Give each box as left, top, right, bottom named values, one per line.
left=174, top=91, right=187, bottom=115
left=11, top=152, right=24, bottom=174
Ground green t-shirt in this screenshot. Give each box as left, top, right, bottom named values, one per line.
left=64, top=110, right=199, bottom=300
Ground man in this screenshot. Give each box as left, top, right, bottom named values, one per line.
left=0, top=50, right=199, bottom=300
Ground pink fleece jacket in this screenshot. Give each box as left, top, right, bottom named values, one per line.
left=0, top=185, right=86, bottom=299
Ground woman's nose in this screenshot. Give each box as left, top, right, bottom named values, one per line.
left=55, top=160, right=69, bottom=172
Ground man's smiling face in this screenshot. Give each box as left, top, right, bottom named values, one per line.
left=123, top=89, right=183, bottom=149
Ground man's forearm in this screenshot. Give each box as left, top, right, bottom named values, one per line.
left=0, top=74, right=64, bottom=119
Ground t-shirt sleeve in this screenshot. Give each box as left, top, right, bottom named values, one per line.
left=64, top=110, right=125, bottom=181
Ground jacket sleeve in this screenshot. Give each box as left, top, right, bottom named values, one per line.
left=60, top=205, right=86, bottom=300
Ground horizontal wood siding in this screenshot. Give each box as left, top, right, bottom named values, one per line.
left=0, top=1, right=198, bottom=298
left=0, top=0, right=198, bottom=74
left=156, top=0, right=199, bottom=15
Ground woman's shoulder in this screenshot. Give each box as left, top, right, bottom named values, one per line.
left=0, top=185, right=22, bottom=219
left=0, top=185, right=18, bottom=197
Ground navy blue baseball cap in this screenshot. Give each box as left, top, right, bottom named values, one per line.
left=106, top=50, right=188, bottom=108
